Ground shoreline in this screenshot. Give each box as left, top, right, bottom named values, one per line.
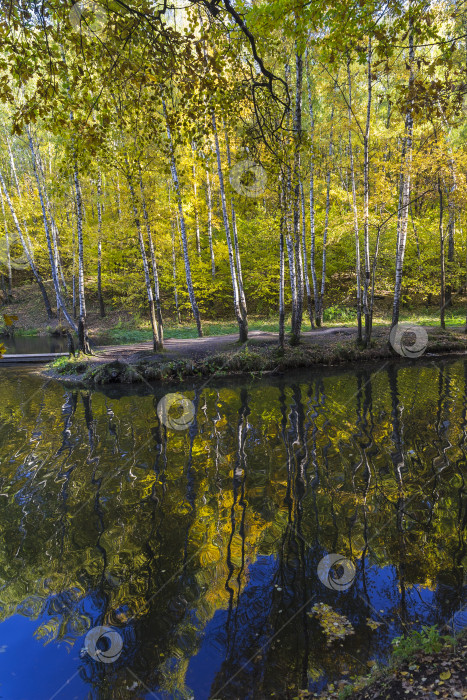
left=32, top=325, right=467, bottom=387
left=314, top=627, right=466, bottom=699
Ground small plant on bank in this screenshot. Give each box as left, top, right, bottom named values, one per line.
left=391, top=625, right=456, bottom=663
left=51, top=356, right=89, bottom=375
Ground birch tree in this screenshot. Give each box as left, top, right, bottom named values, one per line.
left=290, top=49, right=304, bottom=344
left=306, top=53, right=319, bottom=325
left=0, top=169, right=55, bottom=321
left=138, top=162, right=163, bottom=341
left=0, top=187, right=12, bottom=297
left=124, top=157, right=163, bottom=351
left=347, top=55, right=362, bottom=343
left=362, top=39, right=372, bottom=345
left=391, top=21, right=414, bottom=329
left=316, top=93, right=336, bottom=326
left=212, top=110, right=248, bottom=342
left=163, top=98, right=203, bottom=338
left=96, top=171, right=105, bottom=318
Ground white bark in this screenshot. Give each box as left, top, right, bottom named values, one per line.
left=306, top=52, right=319, bottom=321
left=27, top=128, right=75, bottom=326
left=223, top=123, right=247, bottom=322
left=7, top=136, right=33, bottom=253
left=125, top=157, right=162, bottom=351
left=317, top=97, right=336, bottom=325
left=0, top=187, right=12, bottom=295
left=171, top=213, right=181, bottom=323
left=163, top=98, right=203, bottom=337
left=0, top=169, right=56, bottom=322
left=138, top=162, right=164, bottom=344
left=279, top=176, right=286, bottom=347
left=392, top=27, right=414, bottom=328
left=191, top=143, right=201, bottom=256
left=291, top=48, right=304, bottom=343
left=363, top=39, right=372, bottom=343
left=211, top=110, right=247, bottom=342
left=300, top=180, right=314, bottom=328
left=347, top=56, right=362, bottom=342
left=97, top=171, right=105, bottom=318
left=205, top=164, right=215, bottom=278
left=72, top=159, right=89, bottom=352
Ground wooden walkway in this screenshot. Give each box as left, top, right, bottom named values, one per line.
left=0, top=353, right=68, bottom=364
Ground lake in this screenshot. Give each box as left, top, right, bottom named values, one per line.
left=0, top=358, right=465, bottom=699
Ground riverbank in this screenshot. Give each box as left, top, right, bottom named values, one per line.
left=313, top=627, right=467, bottom=699
left=43, top=325, right=467, bottom=386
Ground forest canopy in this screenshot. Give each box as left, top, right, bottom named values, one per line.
left=0, top=0, right=466, bottom=350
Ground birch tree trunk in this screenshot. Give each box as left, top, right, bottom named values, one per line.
left=285, top=163, right=297, bottom=324
left=363, top=39, right=372, bottom=345
left=284, top=62, right=298, bottom=333
left=191, top=143, right=201, bottom=257
left=444, top=146, right=456, bottom=307
left=28, top=131, right=67, bottom=294
left=0, top=170, right=55, bottom=321
left=27, top=129, right=75, bottom=325
left=125, top=158, right=163, bottom=351
left=72, top=223, right=77, bottom=319
left=8, top=137, right=33, bottom=255
left=317, top=98, right=335, bottom=326
left=279, top=176, right=286, bottom=348
left=347, top=55, right=362, bottom=343
left=97, top=171, right=106, bottom=318
left=171, top=215, right=181, bottom=324
left=211, top=110, right=248, bottom=342
left=163, top=98, right=203, bottom=337
left=0, top=187, right=12, bottom=296
left=290, top=48, right=304, bottom=345
left=73, top=160, right=90, bottom=353
left=7, top=136, right=21, bottom=197
left=205, top=165, right=215, bottom=278
left=438, top=177, right=445, bottom=329
left=306, top=52, right=319, bottom=322
left=370, top=222, right=383, bottom=333
left=391, top=25, right=414, bottom=329
left=300, top=180, right=314, bottom=328
left=139, top=162, right=164, bottom=344
left=223, top=123, right=247, bottom=323
left=446, top=185, right=455, bottom=306
left=437, top=104, right=457, bottom=305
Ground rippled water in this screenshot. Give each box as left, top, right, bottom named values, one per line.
left=0, top=358, right=465, bottom=699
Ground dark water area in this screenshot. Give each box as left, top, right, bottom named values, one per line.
left=1, top=334, right=116, bottom=355
left=0, top=358, right=465, bottom=699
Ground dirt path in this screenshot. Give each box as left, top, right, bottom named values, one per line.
left=89, top=327, right=359, bottom=363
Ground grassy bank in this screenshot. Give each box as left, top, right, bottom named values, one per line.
left=313, top=625, right=466, bottom=699
left=5, top=308, right=467, bottom=343
left=47, top=326, right=467, bottom=386
left=2, top=280, right=467, bottom=343
left=95, top=307, right=467, bottom=344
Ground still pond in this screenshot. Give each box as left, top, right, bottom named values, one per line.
left=0, top=357, right=465, bottom=698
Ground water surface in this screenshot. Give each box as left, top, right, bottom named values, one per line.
left=0, top=359, right=465, bottom=699
left=1, top=334, right=116, bottom=355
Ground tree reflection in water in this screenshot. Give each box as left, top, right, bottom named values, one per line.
left=0, top=358, right=465, bottom=699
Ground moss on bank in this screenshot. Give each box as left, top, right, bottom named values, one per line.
left=47, top=327, right=467, bottom=386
